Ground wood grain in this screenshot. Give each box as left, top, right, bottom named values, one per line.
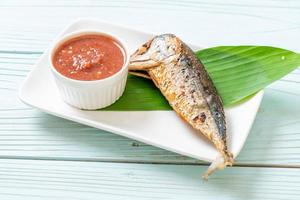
left=0, top=51, right=299, bottom=165
left=0, top=1, right=300, bottom=198
left=0, top=159, right=299, bottom=200
left=0, top=0, right=300, bottom=52
left=0, top=0, right=299, bottom=165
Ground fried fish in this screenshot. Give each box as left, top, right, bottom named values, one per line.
left=129, top=34, right=233, bottom=179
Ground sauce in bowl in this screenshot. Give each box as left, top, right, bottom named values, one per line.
left=52, top=34, right=125, bottom=81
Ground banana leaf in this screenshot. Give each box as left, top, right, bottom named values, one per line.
left=103, top=46, right=300, bottom=111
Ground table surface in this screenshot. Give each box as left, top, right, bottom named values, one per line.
left=1, top=0, right=300, bottom=199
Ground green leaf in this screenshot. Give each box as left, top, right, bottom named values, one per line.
left=103, top=46, right=300, bottom=111
left=103, top=75, right=170, bottom=111
left=196, top=46, right=300, bottom=106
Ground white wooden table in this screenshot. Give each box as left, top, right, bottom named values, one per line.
left=1, top=0, right=300, bottom=199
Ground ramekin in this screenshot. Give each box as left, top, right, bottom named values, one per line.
left=49, top=30, right=129, bottom=110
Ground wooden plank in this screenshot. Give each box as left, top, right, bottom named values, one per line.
left=0, top=0, right=299, bottom=165
left=0, top=53, right=300, bottom=165
left=0, top=0, right=299, bottom=52
left=0, top=159, right=299, bottom=200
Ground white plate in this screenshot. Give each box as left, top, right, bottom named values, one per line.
left=19, top=18, right=264, bottom=162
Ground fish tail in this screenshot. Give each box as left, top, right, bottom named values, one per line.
left=202, top=151, right=233, bottom=180
left=224, top=150, right=234, bottom=166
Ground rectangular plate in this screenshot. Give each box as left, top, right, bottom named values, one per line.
left=19, top=18, right=264, bottom=162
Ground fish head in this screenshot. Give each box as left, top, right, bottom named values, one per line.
left=129, top=34, right=181, bottom=71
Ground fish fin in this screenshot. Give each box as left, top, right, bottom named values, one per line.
left=129, top=71, right=151, bottom=79
left=129, top=59, right=160, bottom=71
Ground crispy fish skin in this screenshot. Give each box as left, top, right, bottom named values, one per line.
left=129, top=34, right=233, bottom=179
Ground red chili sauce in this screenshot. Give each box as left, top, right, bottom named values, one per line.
left=53, top=34, right=125, bottom=81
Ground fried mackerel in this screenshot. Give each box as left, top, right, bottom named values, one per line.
left=129, top=34, right=233, bottom=179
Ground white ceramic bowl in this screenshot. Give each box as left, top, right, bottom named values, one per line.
left=49, top=30, right=129, bottom=110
